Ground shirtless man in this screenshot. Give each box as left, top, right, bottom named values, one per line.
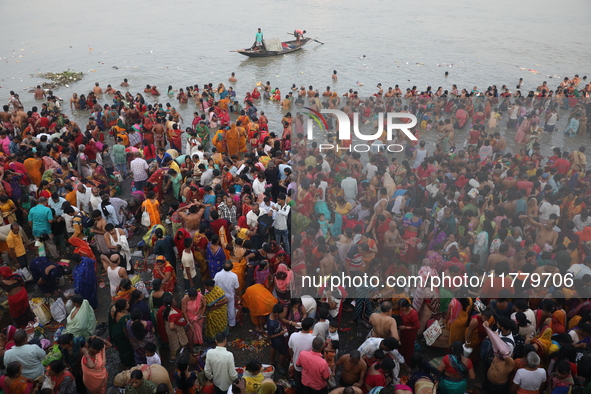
left=307, top=85, right=316, bottom=98
left=369, top=301, right=399, bottom=340
left=93, top=82, right=103, bottom=95
left=494, top=132, right=507, bottom=154
left=13, top=109, right=27, bottom=131
left=383, top=221, right=403, bottom=256
left=229, top=72, right=237, bottom=83
left=153, top=120, right=166, bottom=149
left=177, top=203, right=205, bottom=235
left=104, top=84, right=116, bottom=94
left=533, top=259, right=559, bottom=277
left=120, top=78, right=129, bottom=87
left=336, top=350, right=367, bottom=388
left=319, top=244, right=338, bottom=276
left=537, top=81, right=549, bottom=93
left=34, top=85, right=46, bottom=100
left=487, top=352, right=515, bottom=394
left=485, top=244, right=510, bottom=272
left=7, top=92, right=23, bottom=110
left=70, top=93, right=80, bottom=110
left=329, top=387, right=362, bottom=394
left=522, top=216, right=559, bottom=251
left=0, top=106, right=13, bottom=133
left=332, top=70, right=338, bottom=80
left=507, top=247, right=527, bottom=272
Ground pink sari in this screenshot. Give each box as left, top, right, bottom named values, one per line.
left=186, top=293, right=204, bottom=345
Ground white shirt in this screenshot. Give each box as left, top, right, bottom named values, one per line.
left=513, top=368, right=546, bottom=391
left=62, top=206, right=81, bottom=233
left=341, top=177, right=358, bottom=201
left=288, top=332, right=314, bottom=372
left=214, top=270, right=239, bottom=299
left=253, top=178, right=267, bottom=196
left=539, top=201, right=560, bottom=221
left=391, top=195, right=405, bottom=215
left=147, top=352, right=161, bottom=366
left=201, top=169, right=214, bottom=186
left=568, top=263, right=591, bottom=280
left=274, top=203, right=290, bottom=231
left=364, top=163, right=378, bottom=180
left=573, top=215, right=591, bottom=232
left=181, top=250, right=197, bottom=280
left=246, top=210, right=261, bottom=229
left=320, top=160, right=331, bottom=175
left=414, top=148, right=427, bottom=168
left=317, top=181, right=328, bottom=202
left=547, top=113, right=558, bottom=126
left=204, top=346, right=238, bottom=391
left=260, top=202, right=278, bottom=220
left=312, top=320, right=330, bottom=339
left=90, top=195, right=101, bottom=212
left=76, top=187, right=92, bottom=214
left=511, top=309, right=536, bottom=332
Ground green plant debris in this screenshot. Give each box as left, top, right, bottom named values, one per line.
left=30, top=69, right=84, bottom=89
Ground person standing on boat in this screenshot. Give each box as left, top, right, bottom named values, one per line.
left=294, top=29, right=306, bottom=43
left=255, top=28, right=264, bottom=50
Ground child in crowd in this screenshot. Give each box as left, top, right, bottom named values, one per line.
left=145, top=343, right=161, bottom=366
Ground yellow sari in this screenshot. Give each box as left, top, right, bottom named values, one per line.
left=448, top=298, right=473, bottom=345
left=204, top=285, right=228, bottom=341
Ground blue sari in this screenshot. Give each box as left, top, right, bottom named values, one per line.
left=73, top=257, right=98, bottom=309
left=30, top=257, right=62, bottom=294
left=206, top=243, right=226, bottom=279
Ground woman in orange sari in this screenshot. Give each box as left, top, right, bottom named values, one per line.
left=81, top=337, right=112, bottom=394
left=242, top=283, right=277, bottom=333
left=141, top=191, right=161, bottom=227
left=212, top=128, right=226, bottom=154
left=23, top=153, right=43, bottom=187
left=0, top=362, right=34, bottom=394
left=0, top=361, right=36, bottom=394
left=153, top=255, right=176, bottom=293
left=566, top=197, right=586, bottom=222
left=225, top=124, right=240, bottom=157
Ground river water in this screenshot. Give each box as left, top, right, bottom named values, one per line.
left=0, top=0, right=590, bottom=152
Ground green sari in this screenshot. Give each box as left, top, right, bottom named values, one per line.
left=63, top=299, right=96, bottom=338
left=108, top=311, right=135, bottom=367
left=204, top=286, right=228, bottom=342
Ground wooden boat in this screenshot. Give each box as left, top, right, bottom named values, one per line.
left=235, top=38, right=312, bottom=57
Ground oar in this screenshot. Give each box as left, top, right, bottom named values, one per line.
left=286, top=32, right=324, bottom=45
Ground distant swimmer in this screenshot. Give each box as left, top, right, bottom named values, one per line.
left=229, top=72, right=237, bottom=83
left=93, top=82, right=103, bottom=95
left=332, top=70, right=338, bottom=80
left=120, top=78, right=129, bottom=87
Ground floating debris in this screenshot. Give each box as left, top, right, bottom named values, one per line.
left=30, top=69, right=84, bottom=89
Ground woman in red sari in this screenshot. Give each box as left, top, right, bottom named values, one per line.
left=153, top=256, right=176, bottom=293
left=296, top=180, right=315, bottom=218
left=398, top=299, right=420, bottom=361
left=0, top=268, right=34, bottom=328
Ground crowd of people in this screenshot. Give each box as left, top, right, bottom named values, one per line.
left=0, top=73, right=588, bottom=394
